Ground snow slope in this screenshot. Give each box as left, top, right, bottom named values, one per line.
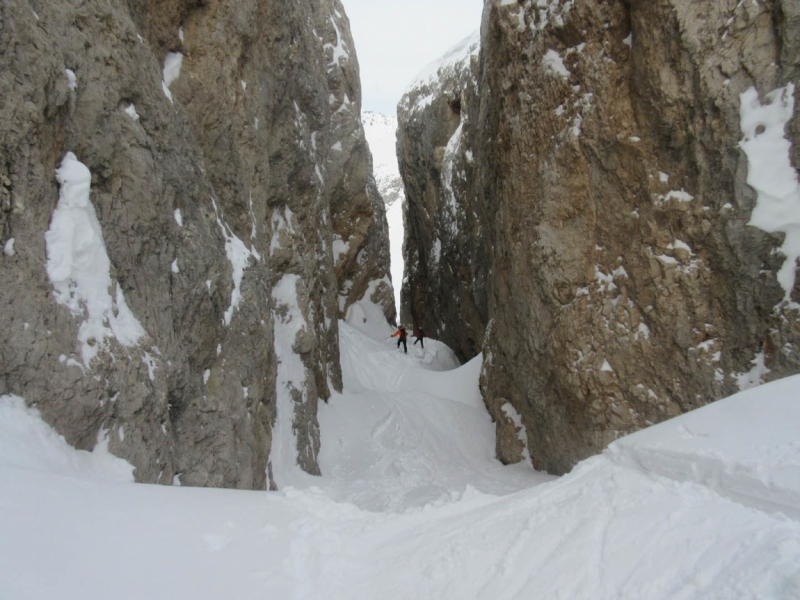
left=1, top=324, right=799, bottom=599
left=363, top=111, right=405, bottom=312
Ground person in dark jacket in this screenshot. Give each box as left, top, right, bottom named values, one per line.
left=391, top=326, right=408, bottom=354
left=412, top=327, right=426, bottom=349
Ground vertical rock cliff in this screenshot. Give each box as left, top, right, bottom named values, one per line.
left=398, top=0, right=800, bottom=473
left=0, top=0, right=392, bottom=488
left=397, top=32, right=489, bottom=360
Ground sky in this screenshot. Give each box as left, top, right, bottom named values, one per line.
left=342, top=0, right=484, bottom=115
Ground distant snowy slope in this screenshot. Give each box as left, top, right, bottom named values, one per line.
left=408, top=29, right=480, bottom=90
left=315, top=322, right=546, bottom=512
left=363, top=111, right=405, bottom=312
left=400, top=30, right=480, bottom=116
left=363, top=111, right=404, bottom=208
left=1, top=329, right=799, bottom=599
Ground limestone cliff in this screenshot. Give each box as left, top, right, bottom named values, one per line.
left=0, top=0, right=392, bottom=488
left=398, top=0, right=800, bottom=474
left=397, top=32, right=489, bottom=360
left=323, top=6, right=395, bottom=327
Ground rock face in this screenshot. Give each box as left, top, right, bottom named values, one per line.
left=323, top=11, right=395, bottom=328
left=0, top=0, right=392, bottom=488
left=398, top=0, right=800, bottom=474
left=397, top=32, right=489, bottom=359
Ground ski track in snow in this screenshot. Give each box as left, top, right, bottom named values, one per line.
left=1, top=323, right=799, bottom=599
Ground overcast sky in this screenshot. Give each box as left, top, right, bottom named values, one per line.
left=343, top=0, right=484, bottom=116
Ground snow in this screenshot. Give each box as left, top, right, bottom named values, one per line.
left=163, top=52, right=183, bottom=88
left=665, top=189, right=694, bottom=202
left=344, top=278, right=395, bottom=339
left=332, top=235, right=350, bottom=265
left=270, top=274, right=312, bottom=487
left=161, top=81, right=173, bottom=104
left=431, top=237, right=442, bottom=264
left=386, top=199, right=405, bottom=312
left=362, top=111, right=405, bottom=312
left=325, top=14, right=350, bottom=67
left=739, top=83, right=800, bottom=300
left=529, top=0, right=576, bottom=35
left=543, top=49, right=570, bottom=78
left=2, top=319, right=800, bottom=598
left=408, top=29, right=480, bottom=91
left=142, top=351, right=158, bottom=381
left=173, top=208, right=182, bottom=227
left=161, top=52, right=183, bottom=103
left=65, top=68, right=77, bottom=91
left=441, top=122, right=464, bottom=235
left=0, top=394, right=133, bottom=482
left=270, top=206, right=295, bottom=256
left=210, top=199, right=259, bottom=326
left=733, top=349, right=771, bottom=391
left=124, top=103, right=140, bottom=121
left=3, top=237, right=15, bottom=256
left=45, top=152, right=146, bottom=365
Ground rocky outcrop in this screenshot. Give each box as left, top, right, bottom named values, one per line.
left=0, top=0, right=392, bottom=488
left=399, top=0, right=800, bottom=474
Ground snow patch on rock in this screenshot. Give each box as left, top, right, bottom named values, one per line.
left=45, top=152, right=146, bottom=366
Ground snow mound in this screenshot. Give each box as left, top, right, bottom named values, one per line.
left=0, top=395, right=134, bottom=482
left=607, top=373, right=800, bottom=519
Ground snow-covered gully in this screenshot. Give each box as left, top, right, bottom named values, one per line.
left=1, top=320, right=799, bottom=599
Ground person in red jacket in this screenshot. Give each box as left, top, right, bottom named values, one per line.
left=391, top=325, right=408, bottom=354
left=412, top=327, right=426, bottom=349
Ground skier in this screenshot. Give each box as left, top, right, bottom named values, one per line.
left=412, top=327, right=426, bottom=349
left=391, top=325, right=408, bottom=354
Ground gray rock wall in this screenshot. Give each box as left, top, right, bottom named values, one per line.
left=0, top=0, right=391, bottom=488
left=399, top=0, right=800, bottom=474
left=397, top=33, right=489, bottom=360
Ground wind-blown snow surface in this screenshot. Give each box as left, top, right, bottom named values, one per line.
left=2, top=325, right=799, bottom=599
